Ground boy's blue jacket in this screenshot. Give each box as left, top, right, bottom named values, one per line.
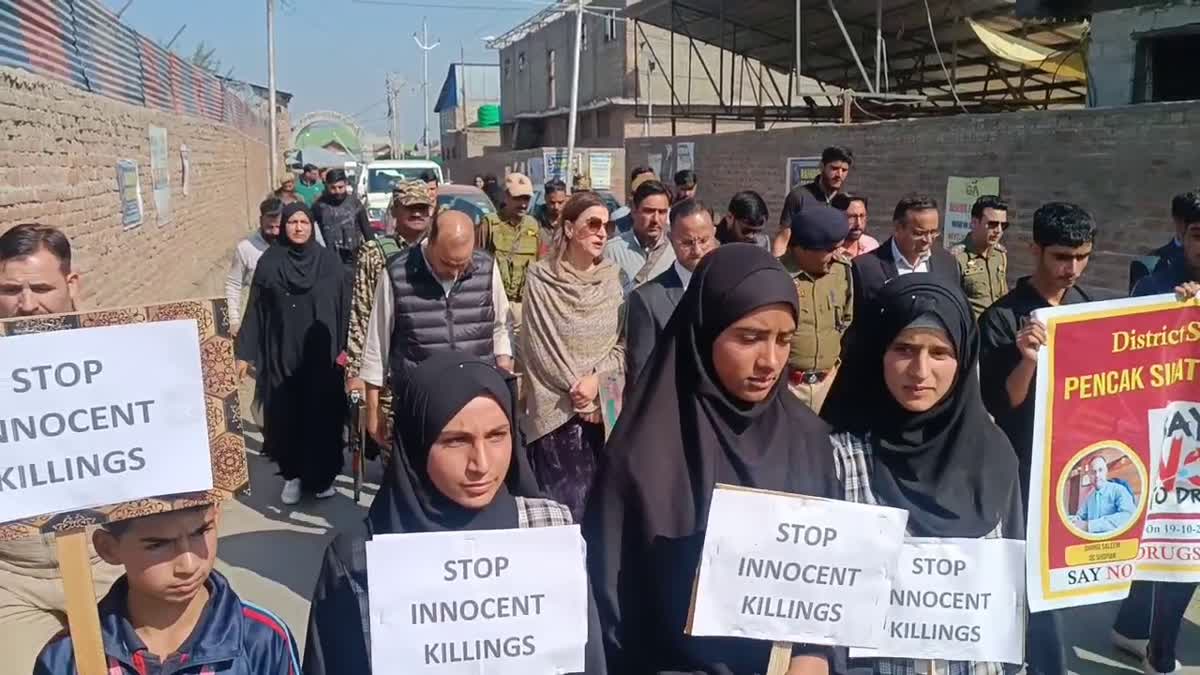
left=34, top=570, right=300, bottom=675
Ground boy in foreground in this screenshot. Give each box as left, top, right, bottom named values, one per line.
left=34, top=504, right=300, bottom=675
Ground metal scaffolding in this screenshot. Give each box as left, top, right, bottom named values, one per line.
left=626, top=0, right=1089, bottom=124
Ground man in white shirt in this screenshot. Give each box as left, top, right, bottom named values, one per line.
left=359, top=210, right=514, bottom=445
left=225, top=197, right=281, bottom=330
left=851, top=194, right=958, bottom=315
left=624, top=198, right=718, bottom=390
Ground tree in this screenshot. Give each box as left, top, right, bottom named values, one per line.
left=190, top=41, right=222, bottom=75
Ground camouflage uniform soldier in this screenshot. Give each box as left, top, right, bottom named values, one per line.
left=950, top=195, right=1010, bottom=320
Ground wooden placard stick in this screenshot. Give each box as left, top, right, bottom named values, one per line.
left=766, top=641, right=793, bottom=675
left=56, top=529, right=107, bottom=675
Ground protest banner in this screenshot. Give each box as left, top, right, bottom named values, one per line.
left=1028, top=293, right=1200, bottom=612
left=366, top=525, right=588, bottom=674
left=785, top=157, right=821, bottom=195
left=942, top=177, right=999, bottom=248
left=850, top=538, right=1025, bottom=665
left=689, top=484, right=909, bottom=664
left=0, top=298, right=249, bottom=674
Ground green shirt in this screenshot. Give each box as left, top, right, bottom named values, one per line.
left=482, top=213, right=542, bottom=303
left=951, top=236, right=1008, bottom=320
left=782, top=253, right=853, bottom=372
left=295, top=179, right=325, bottom=206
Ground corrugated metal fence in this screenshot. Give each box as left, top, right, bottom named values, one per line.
left=0, top=0, right=268, bottom=137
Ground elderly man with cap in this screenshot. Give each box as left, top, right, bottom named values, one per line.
left=345, top=180, right=435, bottom=409
left=780, top=203, right=854, bottom=413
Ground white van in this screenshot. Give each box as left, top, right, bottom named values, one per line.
left=358, top=160, right=443, bottom=226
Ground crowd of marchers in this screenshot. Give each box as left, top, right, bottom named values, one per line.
left=0, top=149, right=1197, bottom=675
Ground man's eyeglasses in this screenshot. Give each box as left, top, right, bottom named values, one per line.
left=984, top=220, right=1009, bottom=230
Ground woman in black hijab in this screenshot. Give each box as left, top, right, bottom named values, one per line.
left=236, top=202, right=348, bottom=505
left=822, top=275, right=1026, bottom=675
left=303, top=352, right=606, bottom=675
left=584, top=243, right=842, bottom=675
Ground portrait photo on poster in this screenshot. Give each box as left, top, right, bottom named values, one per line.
left=1056, top=442, right=1145, bottom=540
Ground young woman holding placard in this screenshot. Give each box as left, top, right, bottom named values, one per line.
left=584, top=244, right=841, bottom=675
left=302, top=352, right=606, bottom=675
left=821, top=275, right=1031, bottom=675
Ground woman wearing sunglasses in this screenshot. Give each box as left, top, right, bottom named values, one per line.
left=520, top=191, right=626, bottom=520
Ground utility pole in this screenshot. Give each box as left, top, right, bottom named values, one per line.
left=413, top=18, right=439, bottom=160
left=565, top=0, right=583, bottom=188
left=386, top=74, right=404, bottom=159
left=266, top=0, right=277, bottom=188
left=460, top=44, right=467, bottom=131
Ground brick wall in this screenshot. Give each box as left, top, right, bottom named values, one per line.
left=627, top=101, right=1200, bottom=292
left=0, top=68, right=272, bottom=308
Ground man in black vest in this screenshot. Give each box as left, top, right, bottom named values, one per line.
left=359, top=209, right=514, bottom=446
left=312, top=168, right=374, bottom=284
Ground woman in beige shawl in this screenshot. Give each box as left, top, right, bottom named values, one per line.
left=520, top=191, right=625, bottom=519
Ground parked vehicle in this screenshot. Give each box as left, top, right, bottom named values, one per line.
left=359, top=159, right=444, bottom=229
left=437, top=184, right=496, bottom=226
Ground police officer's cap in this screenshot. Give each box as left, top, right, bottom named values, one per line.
left=788, top=204, right=850, bottom=252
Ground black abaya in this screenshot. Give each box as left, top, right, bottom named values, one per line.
left=583, top=244, right=843, bottom=675
left=822, top=275, right=1020, bottom=539
left=303, top=353, right=607, bottom=675
left=236, top=203, right=348, bottom=492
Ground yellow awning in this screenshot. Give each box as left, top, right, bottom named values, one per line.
left=967, top=18, right=1087, bottom=82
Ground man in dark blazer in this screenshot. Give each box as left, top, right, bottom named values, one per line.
left=851, top=193, right=960, bottom=321
left=625, top=198, right=719, bottom=393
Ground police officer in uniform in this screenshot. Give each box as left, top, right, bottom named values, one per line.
left=950, top=194, right=1009, bottom=320
left=779, top=203, right=853, bottom=413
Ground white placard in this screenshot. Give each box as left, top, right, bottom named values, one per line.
left=0, top=320, right=213, bottom=523
left=691, top=485, right=909, bottom=647
left=367, top=524, right=588, bottom=675
left=850, top=538, right=1026, bottom=664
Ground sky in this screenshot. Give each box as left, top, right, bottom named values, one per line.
left=102, top=0, right=540, bottom=148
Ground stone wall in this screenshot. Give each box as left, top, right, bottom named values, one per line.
left=627, top=101, right=1200, bottom=291
left=0, top=68, right=271, bottom=309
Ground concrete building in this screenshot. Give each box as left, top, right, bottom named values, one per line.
left=436, top=63, right=502, bottom=161
left=1085, top=1, right=1200, bottom=107
left=488, top=1, right=793, bottom=151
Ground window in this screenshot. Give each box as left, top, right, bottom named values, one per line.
left=596, top=109, right=612, bottom=138
left=1135, top=32, right=1200, bottom=103
left=548, top=49, right=557, bottom=108
left=582, top=20, right=590, bottom=51
left=518, top=52, right=526, bottom=72
left=605, top=11, right=618, bottom=41
left=503, top=57, right=511, bottom=80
